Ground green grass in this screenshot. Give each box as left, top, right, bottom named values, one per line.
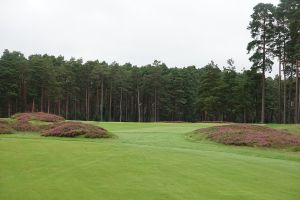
left=265, top=124, right=300, bottom=135
left=0, top=122, right=300, bottom=200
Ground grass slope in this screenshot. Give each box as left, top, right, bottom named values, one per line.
left=0, top=122, right=300, bottom=200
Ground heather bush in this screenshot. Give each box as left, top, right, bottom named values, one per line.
left=196, top=124, right=300, bottom=148
left=12, top=112, right=64, bottom=122
left=42, top=121, right=110, bottom=138
left=12, top=121, right=41, bottom=132
left=0, top=120, right=15, bottom=134
left=10, top=112, right=64, bottom=132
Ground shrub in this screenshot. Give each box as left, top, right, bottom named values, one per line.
left=0, top=120, right=15, bottom=134
left=12, top=112, right=64, bottom=123
left=42, top=121, right=110, bottom=138
left=12, top=121, right=41, bottom=132
left=196, top=124, right=300, bottom=148
left=10, top=112, right=64, bottom=132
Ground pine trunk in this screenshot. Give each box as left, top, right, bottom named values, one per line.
left=154, top=88, right=157, bottom=122
left=119, top=88, right=123, bottom=122
left=96, top=85, right=99, bottom=118
left=32, top=98, right=35, bottom=112
left=137, top=88, right=141, bottom=122
left=47, top=96, right=50, bottom=113
left=283, top=63, right=287, bottom=123
left=109, top=82, right=112, bottom=121
left=66, top=97, right=69, bottom=120
left=100, top=79, right=104, bottom=121
left=85, top=87, right=88, bottom=120
left=40, top=87, right=44, bottom=112
left=278, top=57, right=282, bottom=123
left=295, top=64, right=299, bottom=123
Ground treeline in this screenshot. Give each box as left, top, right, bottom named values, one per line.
left=0, top=52, right=280, bottom=123
left=0, top=0, right=299, bottom=123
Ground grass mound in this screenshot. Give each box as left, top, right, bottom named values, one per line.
left=195, top=124, right=300, bottom=148
left=13, top=112, right=65, bottom=122
left=0, top=120, right=15, bottom=134
left=42, top=121, right=110, bottom=138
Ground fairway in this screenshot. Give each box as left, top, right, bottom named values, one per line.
left=1, top=122, right=300, bottom=200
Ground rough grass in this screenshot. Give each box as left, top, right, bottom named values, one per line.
left=42, top=121, right=110, bottom=138
left=0, top=122, right=299, bottom=200
left=194, top=124, right=300, bottom=148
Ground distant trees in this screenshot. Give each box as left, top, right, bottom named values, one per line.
left=0, top=50, right=280, bottom=123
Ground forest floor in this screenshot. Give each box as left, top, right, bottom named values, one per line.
left=0, top=122, right=300, bottom=200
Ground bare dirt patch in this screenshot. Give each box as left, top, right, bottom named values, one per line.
left=195, top=124, right=300, bottom=148
left=42, top=121, right=110, bottom=138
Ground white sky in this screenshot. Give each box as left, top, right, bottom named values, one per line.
left=0, top=0, right=280, bottom=76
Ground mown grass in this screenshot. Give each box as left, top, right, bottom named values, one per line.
left=0, top=122, right=300, bottom=200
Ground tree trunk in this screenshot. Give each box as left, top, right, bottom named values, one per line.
left=40, top=87, right=44, bottom=112
left=31, top=98, right=35, bottom=112
left=278, top=57, right=282, bottom=123
left=8, top=100, right=11, bottom=117
left=23, top=79, right=27, bottom=112
left=85, top=87, right=88, bottom=120
left=96, top=85, right=99, bottom=118
left=66, top=97, right=69, bottom=120
left=119, top=88, right=123, bottom=122
left=295, top=63, right=299, bottom=123
left=261, top=18, right=266, bottom=124
left=109, top=82, right=112, bottom=121
left=296, top=60, right=300, bottom=123
left=47, top=96, right=50, bottom=113
left=283, top=57, right=287, bottom=123
left=125, top=93, right=128, bottom=121
left=100, top=79, right=104, bottom=121
left=154, top=88, right=157, bottom=122
left=288, top=67, right=293, bottom=123
left=58, top=99, right=61, bottom=116
left=74, top=96, right=77, bottom=120
left=261, top=70, right=265, bottom=123
left=137, top=88, right=141, bottom=122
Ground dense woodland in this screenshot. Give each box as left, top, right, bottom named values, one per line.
left=0, top=0, right=299, bottom=123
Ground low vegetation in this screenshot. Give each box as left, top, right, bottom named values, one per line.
left=2, top=112, right=111, bottom=138
left=12, top=112, right=65, bottom=122
left=194, top=124, right=300, bottom=148
left=11, top=112, right=63, bottom=132
left=42, top=121, right=110, bottom=138
left=0, top=120, right=15, bottom=134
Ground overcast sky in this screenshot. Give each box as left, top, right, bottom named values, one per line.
left=0, top=0, right=280, bottom=75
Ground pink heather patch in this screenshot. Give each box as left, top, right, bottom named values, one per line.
left=13, top=112, right=64, bottom=122
left=197, top=124, right=300, bottom=148
left=42, top=121, right=110, bottom=138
